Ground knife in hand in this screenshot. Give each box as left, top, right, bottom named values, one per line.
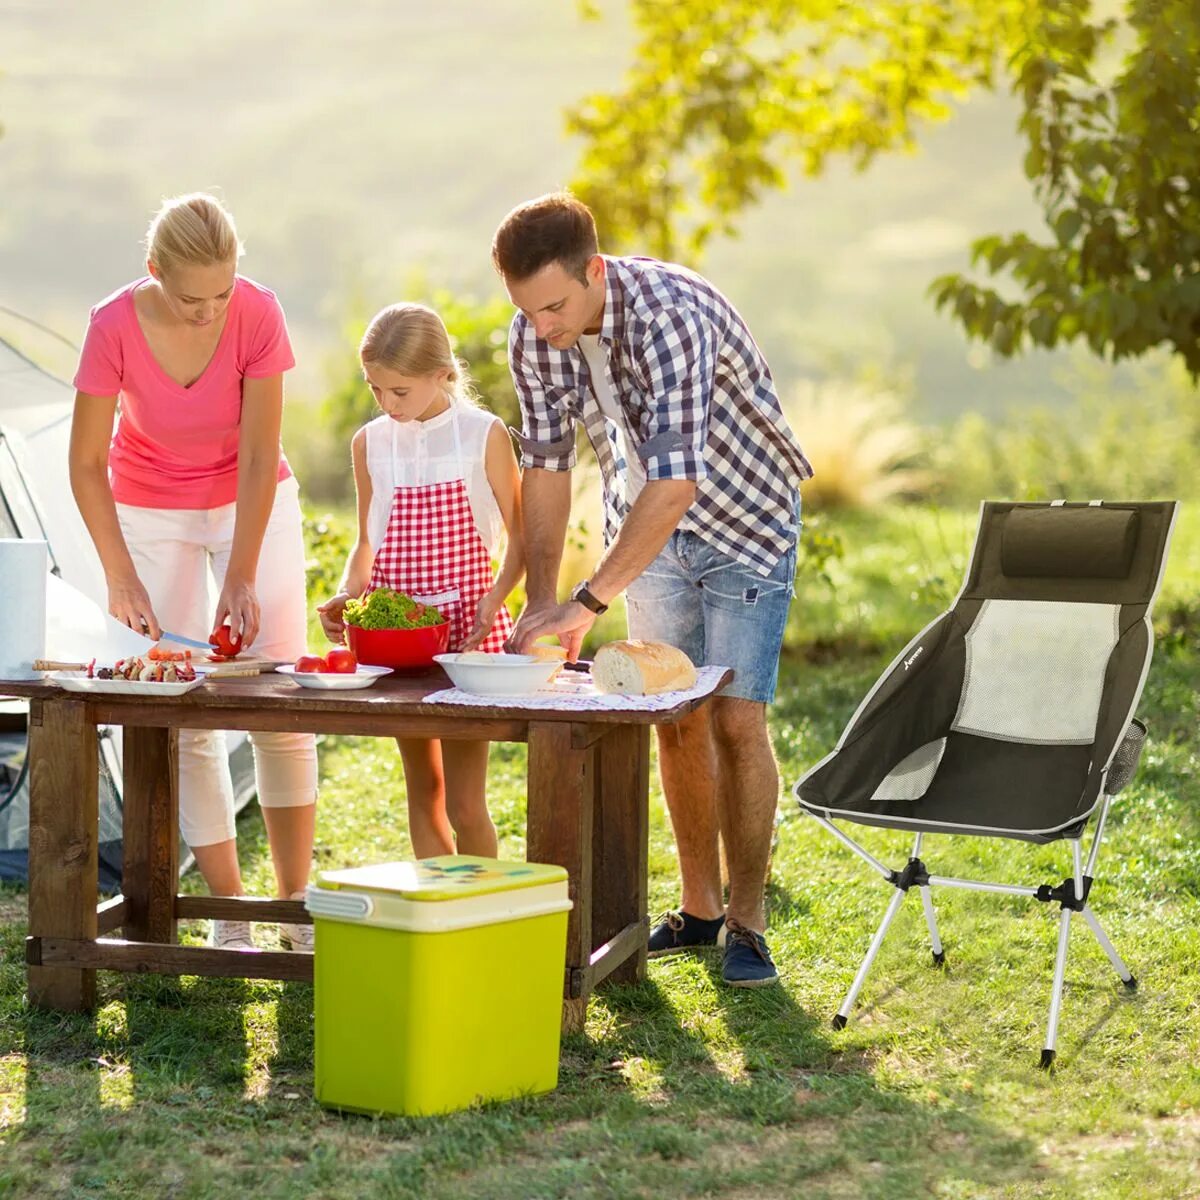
left=157, top=629, right=218, bottom=651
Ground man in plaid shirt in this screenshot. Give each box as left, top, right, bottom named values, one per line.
left=492, top=193, right=812, bottom=987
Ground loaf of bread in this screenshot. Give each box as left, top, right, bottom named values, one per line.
left=592, top=640, right=697, bottom=695
left=528, top=643, right=569, bottom=679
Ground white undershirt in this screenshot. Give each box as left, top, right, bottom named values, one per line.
left=578, top=333, right=646, bottom=504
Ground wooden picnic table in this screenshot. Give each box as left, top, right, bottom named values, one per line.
left=2, top=667, right=730, bottom=1031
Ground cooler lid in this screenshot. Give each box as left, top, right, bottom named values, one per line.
left=315, top=855, right=568, bottom=902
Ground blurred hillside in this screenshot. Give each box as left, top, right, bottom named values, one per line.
left=1, top=0, right=1152, bottom=417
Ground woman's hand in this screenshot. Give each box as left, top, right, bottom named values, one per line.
left=460, top=590, right=504, bottom=652
left=317, top=592, right=353, bottom=645
left=107, top=573, right=162, bottom=641
left=214, top=573, right=261, bottom=648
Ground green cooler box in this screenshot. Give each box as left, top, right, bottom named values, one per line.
left=305, top=855, right=572, bottom=1116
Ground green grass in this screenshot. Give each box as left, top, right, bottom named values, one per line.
left=2, top=504, right=1199, bottom=1198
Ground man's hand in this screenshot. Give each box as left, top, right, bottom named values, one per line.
left=509, top=600, right=596, bottom=661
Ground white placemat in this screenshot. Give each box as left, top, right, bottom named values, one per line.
left=422, top=664, right=731, bottom=712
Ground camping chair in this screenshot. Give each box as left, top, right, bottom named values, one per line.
left=794, top=500, right=1178, bottom=1067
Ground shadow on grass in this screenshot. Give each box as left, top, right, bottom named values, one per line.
left=560, top=969, right=1052, bottom=1197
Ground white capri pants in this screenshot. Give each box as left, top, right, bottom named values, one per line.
left=117, top=475, right=317, bottom=847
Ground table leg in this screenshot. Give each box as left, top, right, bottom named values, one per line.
left=27, top=699, right=98, bottom=1011
left=592, top=724, right=651, bottom=987
left=121, top=727, right=179, bottom=944
left=526, top=721, right=593, bottom=1033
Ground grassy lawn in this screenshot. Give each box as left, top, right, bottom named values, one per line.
left=2, top=504, right=1198, bottom=1199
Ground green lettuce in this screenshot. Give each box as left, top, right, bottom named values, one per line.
left=344, top=588, right=445, bottom=631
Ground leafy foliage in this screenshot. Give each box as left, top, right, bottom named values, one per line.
left=567, top=0, right=1029, bottom=262
left=570, top=1, right=1200, bottom=373
left=933, top=0, right=1200, bottom=373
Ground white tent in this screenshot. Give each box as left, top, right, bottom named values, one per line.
left=0, top=334, right=253, bottom=887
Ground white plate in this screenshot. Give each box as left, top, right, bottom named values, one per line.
left=275, top=664, right=393, bottom=690
left=51, top=670, right=206, bottom=697
left=434, top=653, right=561, bottom=696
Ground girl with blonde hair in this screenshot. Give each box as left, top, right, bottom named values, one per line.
left=318, top=303, right=524, bottom=856
left=70, top=192, right=317, bottom=951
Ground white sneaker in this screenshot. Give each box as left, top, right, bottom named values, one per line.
left=280, top=891, right=314, bottom=953
left=209, top=919, right=255, bottom=951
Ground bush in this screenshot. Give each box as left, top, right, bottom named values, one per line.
left=931, top=355, right=1200, bottom=505
left=784, top=378, right=932, bottom=510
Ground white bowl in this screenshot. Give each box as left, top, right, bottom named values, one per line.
left=434, top=653, right=561, bottom=696
left=275, top=664, right=392, bottom=690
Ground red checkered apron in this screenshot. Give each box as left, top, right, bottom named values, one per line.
left=368, top=408, right=514, bottom=653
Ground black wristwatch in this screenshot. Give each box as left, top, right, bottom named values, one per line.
left=570, top=580, right=609, bottom=615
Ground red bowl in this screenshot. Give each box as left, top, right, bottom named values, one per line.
left=346, top=621, right=451, bottom=671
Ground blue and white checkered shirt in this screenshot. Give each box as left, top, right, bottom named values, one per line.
left=509, top=256, right=813, bottom=576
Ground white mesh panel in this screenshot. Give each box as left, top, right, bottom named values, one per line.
left=953, top=599, right=1119, bottom=744
left=873, top=739, right=946, bottom=801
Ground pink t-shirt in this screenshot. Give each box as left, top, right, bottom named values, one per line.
left=73, top=275, right=295, bottom=510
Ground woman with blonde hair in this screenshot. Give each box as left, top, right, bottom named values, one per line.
left=317, top=303, right=524, bottom=857
left=70, top=192, right=316, bottom=951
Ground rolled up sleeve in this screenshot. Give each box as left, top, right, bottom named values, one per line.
left=509, top=317, right=578, bottom=471
left=633, top=309, right=711, bottom=482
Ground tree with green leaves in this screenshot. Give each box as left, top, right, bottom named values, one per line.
left=568, top=1, right=1200, bottom=373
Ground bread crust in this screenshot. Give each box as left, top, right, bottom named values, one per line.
left=593, top=640, right=697, bottom=695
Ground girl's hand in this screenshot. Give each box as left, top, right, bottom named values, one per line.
left=214, top=574, right=260, bottom=648
left=461, top=590, right=503, bottom=652
left=317, top=592, right=353, bottom=644
left=108, top=573, right=162, bottom=641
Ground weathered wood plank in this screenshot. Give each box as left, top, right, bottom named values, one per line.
left=592, top=724, right=651, bottom=987
left=27, top=699, right=98, bottom=1010
left=527, top=721, right=594, bottom=1032
left=96, top=895, right=126, bottom=935
left=122, top=726, right=179, bottom=944
left=175, top=896, right=311, bottom=923
left=31, top=937, right=313, bottom=982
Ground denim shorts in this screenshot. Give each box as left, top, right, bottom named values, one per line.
left=625, top=525, right=798, bottom=704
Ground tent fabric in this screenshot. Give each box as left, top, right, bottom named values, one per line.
left=0, top=335, right=256, bottom=888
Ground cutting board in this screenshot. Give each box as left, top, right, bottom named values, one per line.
left=202, top=657, right=287, bottom=678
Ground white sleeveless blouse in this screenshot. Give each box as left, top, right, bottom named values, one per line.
left=363, top=403, right=506, bottom=555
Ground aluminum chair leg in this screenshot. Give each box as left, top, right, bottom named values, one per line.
left=920, top=886, right=945, bottom=966
left=1082, top=906, right=1137, bottom=990
left=1041, top=907, right=1074, bottom=1069
left=833, top=887, right=907, bottom=1030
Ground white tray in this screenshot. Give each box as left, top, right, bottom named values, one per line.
left=275, top=664, right=392, bottom=690
left=50, top=670, right=206, bottom=697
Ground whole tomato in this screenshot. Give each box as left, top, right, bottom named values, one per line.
left=295, top=654, right=326, bottom=673
left=324, top=647, right=358, bottom=674
left=209, top=624, right=244, bottom=658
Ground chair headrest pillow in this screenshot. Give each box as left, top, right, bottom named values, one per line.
left=1001, top=507, right=1139, bottom=579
